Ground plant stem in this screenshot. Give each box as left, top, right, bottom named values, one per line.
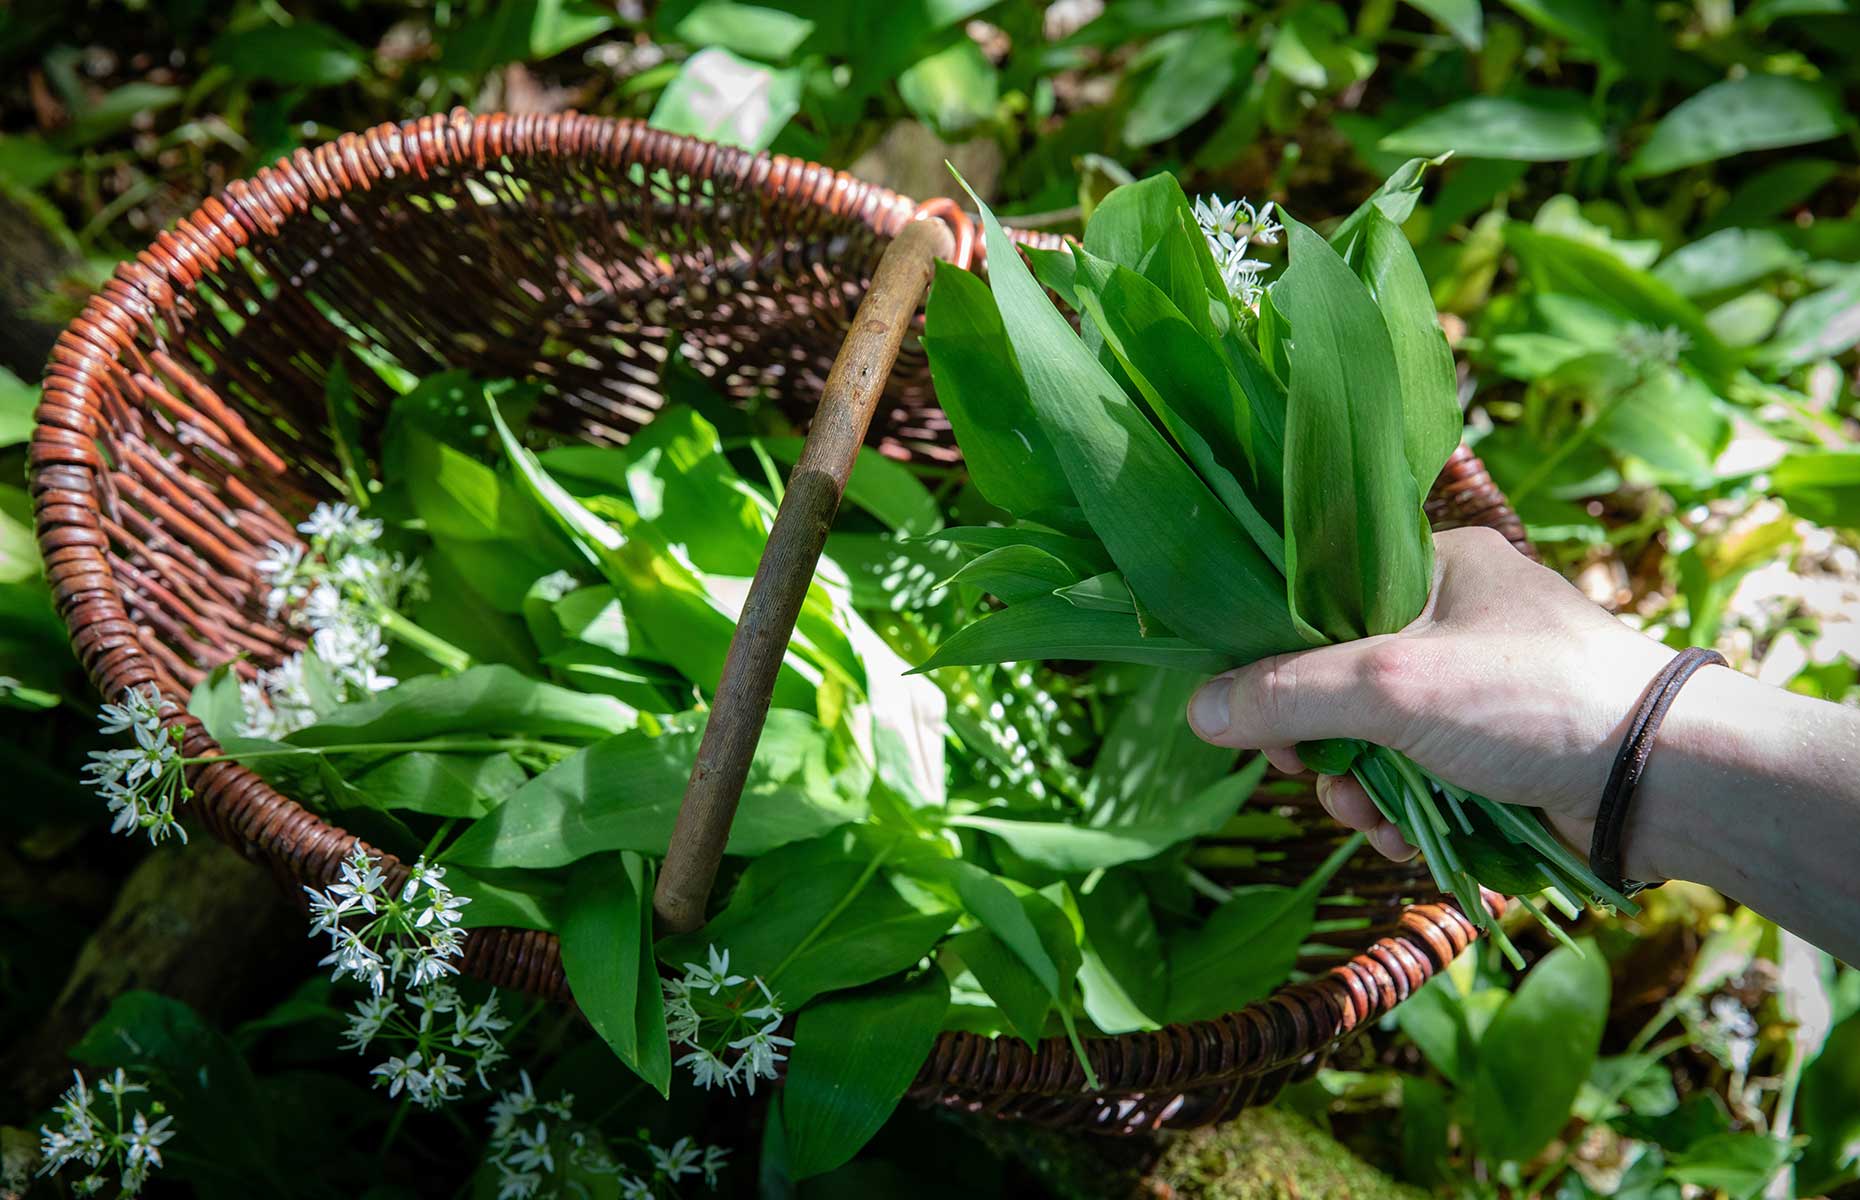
left=376, top=608, right=474, bottom=673
left=183, top=737, right=575, bottom=766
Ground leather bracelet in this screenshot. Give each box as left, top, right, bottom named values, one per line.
left=1590, top=646, right=1727, bottom=899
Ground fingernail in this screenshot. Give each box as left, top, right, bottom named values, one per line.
left=1189, top=675, right=1233, bottom=737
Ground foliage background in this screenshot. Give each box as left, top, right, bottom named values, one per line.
left=1, top=0, right=1858, bottom=1196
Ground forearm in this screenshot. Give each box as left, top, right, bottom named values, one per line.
left=1627, top=665, right=1860, bottom=965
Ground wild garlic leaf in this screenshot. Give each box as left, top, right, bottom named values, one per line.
left=931, top=526, right=1114, bottom=578
left=959, top=178, right=1303, bottom=661
left=1355, top=207, right=1464, bottom=499
left=1082, top=173, right=1233, bottom=332
left=655, top=835, right=956, bottom=1011
left=1270, top=217, right=1433, bottom=643
left=938, top=543, right=1079, bottom=604
left=911, top=593, right=1229, bottom=674
left=922, top=262, right=1074, bottom=519
left=1074, top=872, right=1169, bottom=1033
left=782, top=971, right=950, bottom=1180
left=1071, top=246, right=1286, bottom=566
left=281, top=664, right=634, bottom=747
left=1165, top=834, right=1361, bottom=1022
left=948, top=757, right=1263, bottom=873
left=1055, top=571, right=1136, bottom=614
left=441, top=710, right=869, bottom=868
left=1327, top=154, right=1447, bottom=253
left=560, top=851, right=672, bottom=1095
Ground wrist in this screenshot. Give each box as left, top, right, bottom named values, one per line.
left=1621, top=662, right=1759, bottom=887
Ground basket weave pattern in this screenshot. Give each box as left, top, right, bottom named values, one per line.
left=32, top=109, right=1526, bottom=1134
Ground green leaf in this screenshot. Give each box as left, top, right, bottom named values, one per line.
left=914, top=593, right=1230, bottom=674
left=1082, top=174, right=1231, bottom=331
left=650, top=47, right=802, bottom=153
left=1056, top=572, right=1136, bottom=614
left=443, top=710, right=868, bottom=868
left=1627, top=75, right=1846, bottom=178
left=1595, top=367, right=1730, bottom=486
left=931, top=526, right=1113, bottom=578
left=1503, top=224, right=1736, bottom=385
left=945, top=923, right=1054, bottom=1045
left=1651, top=228, right=1802, bottom=299
left=961, top=179, right=1301, bottom=660
left=1392, top=976, right=1475, bottom=1085
left=1468, top=939, right=1609, bottom=1163
left=1121, top=27, right=1246, bottom=147
left=944, top=887, right=1083, bottom=1049
left=438, top=0, right=617, bottom=74
left=1796, top=1007, right=1860, bottom=1192
left=782, top=971, right=949, bottom=1179
left=923, top=264, right=1074, bottom=520
left=753, top=437, right=942, bottom=536
left=0, top=136, right=73, bottom=192
left=671, top=1, right=815, bottom=61
left=1761, top=269, right=1860, bottom=370
left=1327, top=155, right=1445, bottom=251
left=57, top=84, right=183, bottom=147
left=354, top=752, right=528, bottom=818
left=1270, top=217, right=1432, bottom=643
left=950, top=757, right=1262, bottom=872
left=899, top=39, right=999, bottom=136
left=284, top=665, right=633, bottom=747
left=491, top=400, right=821, bottom=711
left=656, top=835, right=956, bottom=1010
left=1075, top=873, right=1168, bottom=1032
left=1402, top=1077, right=1452, bottom=1189
left=1353, top=208, right=1463, bottom=496
left=1380, top=93, right=1606, bottom=161
left=1496, top=0, right=1617, bottom=62
left=1403, top=0, right=1483, bottom=46
left=560, top=852, right=672, bottom=1094
left=1665, top=1133, right=1795, bottom=1196
left=940, top=545, right=1079, bottom=604
left=1087, top=668, right=1247, bottom=823
left=451, top=867, right=564, bottom=932
left=1164, top=835, right=1359, bottom=1021
left=211, top=22, right=367, bottom=86
left=188, top=664, right=246, bottom=743
left=1773, top=451, right=1860, bottom=528
left=1071, top=248, right=1285, bottom=562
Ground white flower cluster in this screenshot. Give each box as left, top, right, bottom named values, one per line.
left=37, top=1069, right=176, bottom=1197
left=486, top=1073, right=729, bottom=1200
left=243, top=502, right=428, bottom=738
left=661, top=946, right=792, bottom=1095
left=83, top=685, right=191, bottom=845
left=308, top=849, right=503, bottom=1108
left=1618, top=322, right=1691, bottom=368
left=1193, top=193, right=1283, bottom=308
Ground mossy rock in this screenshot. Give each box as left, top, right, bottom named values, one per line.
left=1148, top=1107, right=1426, bottom=1200
left=958, top=1104, right=1423, bottom=1200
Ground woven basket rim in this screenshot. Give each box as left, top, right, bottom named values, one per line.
left=29, top=108, right=1508, bottom=1132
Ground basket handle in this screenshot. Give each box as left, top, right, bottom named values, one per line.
left=653, top=211, right=961, bottom=934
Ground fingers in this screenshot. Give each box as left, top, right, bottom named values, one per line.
left=1316, top=774, right=1417, bottom=862
left=1187, top=637, right=1408, bottom=750
left=1262, top=747, right=1306, bottom=775
left=1315, top=773, right=1378, bottom=828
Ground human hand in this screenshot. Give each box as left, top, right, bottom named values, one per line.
left=1185, top=527, right=1678, bottom=870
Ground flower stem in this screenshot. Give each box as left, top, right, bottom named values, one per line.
left=375, top=609, right=473, bottom=673
left=183, top=737, right=576, bottom=766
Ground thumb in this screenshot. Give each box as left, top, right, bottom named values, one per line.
left=1186, top=637, right=1411, bottom=751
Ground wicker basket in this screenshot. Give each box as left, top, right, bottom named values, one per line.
left=30, top=109, right=1531, bottom=1135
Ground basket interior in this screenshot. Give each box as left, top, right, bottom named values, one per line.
left=37, top=115, right=1503, bottom=1132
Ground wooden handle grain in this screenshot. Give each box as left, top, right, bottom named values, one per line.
left=653, top=216, right=956, bottom=934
